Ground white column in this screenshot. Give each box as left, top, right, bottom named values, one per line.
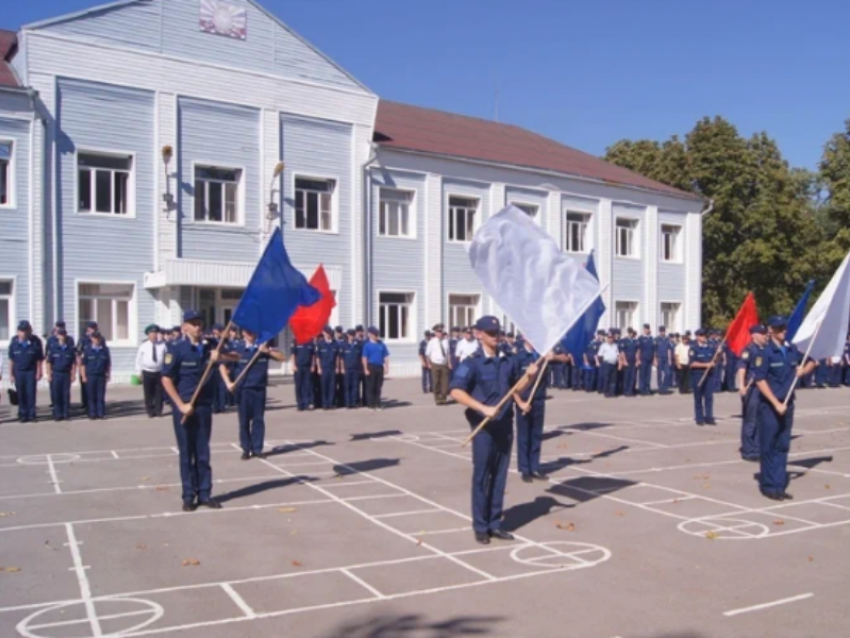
left=426, top=173, right=442, bottom=327
left=597, top=198, right=614, bottom=328
left=645, top=205, right=659, bottom=329
left=158, top=92, right=177, bottom=267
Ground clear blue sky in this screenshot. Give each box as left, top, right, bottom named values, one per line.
left=5, top=0, right=849, bottom=170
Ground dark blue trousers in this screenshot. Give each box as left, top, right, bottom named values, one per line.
left=570, top=365, right=582, bottom=390
left=420, top=366, right=431, bottom=393
left=86, top=374, right=107, bottom=419
left=759, top=402, right=794, bottom=495
left=639, top=360, right=653, bottom=395
left=50, top=372, right=71, bottom=420
left=237, top=387, right=266, bottom=455
left=623, top=363, right=636, bottom=396
left=294, top=367, right=313, bottom=410
left=320, top=371, right=336, bottom=409
left=312, top=372, right=323, bottom=407
left=213, top=370, right=228, bottom=413
left=844, top=365, right=850, bottom=386
left=601, top=362, right=617, bottom=397
left=725, top=359, right=738, bottom=392
left=584, top=367, right=597, bottom=393
left=830, top=365, right=842, bottom=387
left=470, top=419, right=513, bottom=534
left=657, top=362, right=671, bottom=393
left=344, top=369, right=360, bottom=408
left=516, top=401, right=545, bottom=475
left=691, top=373, right=714, bottom=422
left=16, top=370, right=37, bottom=421
left=741, top=387, right=760, bottom=458
left=172, top=404, right=213, bottom=504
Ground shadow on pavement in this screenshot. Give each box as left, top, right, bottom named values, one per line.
left=501, top=496, right=574, bottom=532
left=546, top=476, right=637, bottom=504
left=380, top=400, right=413, bottom=410
left=265, top=440, right=334, bottom=458
left=350, top=430, right=403, bottom=441
left=320, top=614, right=505, bottom=638
left=333, top=458, right=400, bottom=475
left=216, top=476, right=315, bottom=504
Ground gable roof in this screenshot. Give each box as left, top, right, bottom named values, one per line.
left=0, top=29, right=19, bottom=88
left=374, top=101, right=701, bottom=202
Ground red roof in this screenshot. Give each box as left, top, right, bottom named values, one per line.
left=0, top=29, right=19, bottom=88
left=374, top=101, right=700, bottom=202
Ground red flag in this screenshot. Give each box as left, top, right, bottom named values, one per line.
left=725, top=292, right=760, bottom=356
left=290, top=265, right=336, bottom=345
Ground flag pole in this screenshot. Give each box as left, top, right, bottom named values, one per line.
left=181, top=320, right=233, bottom=425
left=781, top=319, right=822, bottom=408
left=698, top=336, right=727, bottom=388
left=230, top=340, right=272, bottom=389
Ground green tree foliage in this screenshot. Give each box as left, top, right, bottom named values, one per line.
left=605, top=117, right=828, bottom=327
left=818, top=119, right=850, bottom=268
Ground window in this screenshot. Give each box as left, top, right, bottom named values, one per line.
left=78, top=283, right=134, bottom=343
left=660, top=302, right=681, bottom=332
left=448, top=196, right=477, bottom=242
left=616, top=218, right=638, bottom=258
left=78, top=152, right=133, bottom=215
left=379, top=292, right=413, bottom=341
left=564, top=211, right=591, bottom=253
left=0, top=280, right=12, bottom=342
left=449, top=294, right=479, bottom=329
left=379, top=189, right=413, bottom=237
left=614, top=301, right=638, bottom=331
left=295, top=177, right=335, bottom=231
left=512, top=203, right=538, bottom=218
left=194, top=166, right=240, bottom=224
left=661, top=224, right=682, bottom=263
left=0, top=141, right=12, bottom=206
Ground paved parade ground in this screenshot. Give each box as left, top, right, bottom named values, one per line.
left=1, top=380, right=849, bottom=638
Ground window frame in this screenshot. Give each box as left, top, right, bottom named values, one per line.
left=190, top=161, right=246, bottom=227
left=447, top=292, right=481, bottom=330
left=377, top=290, right=416, bottom=344
left=0, top=275, right=16, bottom=347
left=75, top=148, right=137, bottom=218
left=660, top=223, right=683, bottom=264
left=292, top=173, right=339, bottom=234
left=564, top=209, right=592, bottom=254
left=659, top=301, right=682, bottom=333
left=446, top=194, right=479, bottom=244
left=75, top=279, right=138, bottom=347
left=378, top=187, right=416, bottom=240
left=615, top=217, right=640, bottom=259
left=509, top=200, right=541, bottom=226
left=613, top=300, right=639, bottom=332
left=0, top=138, right=15, bottom=210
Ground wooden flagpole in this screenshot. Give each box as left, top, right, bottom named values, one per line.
left=229, top=340, right=271, bottom=389
left=698, top=336, right=727, bottom=388
left=180, top=320, right=233, bottom=425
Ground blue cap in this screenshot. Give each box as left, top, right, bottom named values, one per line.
left=643, top=323, right=650, bottom=329
left=322, top=326, right=333, bottom=335
left=355, top=325, right=364, bottom=332
left=183, top=310, right=202, bottom=323
left=367, top=326, right=379, bottom=336
left=451, top=326, right=460, bottom=332
left=749, top=325, right=767, bottom=335
left=86, top=321, right=98, bottom=330
left=506, top=332, right=515, bottom=338
left=474, top=316, right=500, bottom=332
left=55, top=320, right=66, bottom=328
left=768, top=315, right=787, bottom=329
left=346, top=328, right=356, bottom=336
left=211, top=322, right=224, bottom=331
left=597, top=329, right=606, bottom=336
left=172, top=325, right=182, bottom=333
left=334, top=325, right=343, bottom=333
left=90, top=331, right=103, bottom=340
left=695, top=328, right=706, bottom=336
left=658, top=326, right=666, bottom=332
left=17, top=320, right=31, bottom=331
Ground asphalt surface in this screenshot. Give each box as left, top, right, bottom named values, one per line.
left=1, top=378, right=848, bottom=638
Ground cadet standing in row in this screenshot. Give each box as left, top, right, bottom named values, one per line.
left=46, top=327, right=75, bottom=421
left=80, top=332, right=110, bottom=420
left=8, top=321, right=44, bottom=423
left=418, top=330, right=432, bottom=394
left=341, top=329, right=363, bottom=409
left=638, top=324, right=654, bottom=395
left=737, top=325, right=766, bottom=462
left=291, top=337, right=315, bottom=411
left=655, top=326, right=673, bottom=395
left=689, top=329, right=717, bottom=425
left=316, top=327, right=339, bottom=411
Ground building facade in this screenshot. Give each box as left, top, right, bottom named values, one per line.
left=0, top=0, right=704, bottom=382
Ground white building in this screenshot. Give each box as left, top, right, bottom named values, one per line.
left=0, top=0, right=705, bottom=381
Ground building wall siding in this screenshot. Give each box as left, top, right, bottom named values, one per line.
left=38, top=0, right=163, bottom=52
left=442, top=179, right=489, bottom=317
left=658, top=210, right=687, bottom=307
left=177, top=96, right=260, bottom=262
left=55, top=77, right=155, bottom=370
left=611, top=203, right=646, bottom=323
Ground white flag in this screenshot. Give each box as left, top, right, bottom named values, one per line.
left=793, top=249, right=850, bottom=360
left=468, top=205, right=602, bottom=356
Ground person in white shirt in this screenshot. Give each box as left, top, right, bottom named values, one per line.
left=675, top=334, right=692, bottom=395
left=597, top=332, right=619, bottom=397
left=455, top=327, right=480, bottom=362
left=136, top=324, right=167, bottom=418
left=425, top=324, right=452, bottom=405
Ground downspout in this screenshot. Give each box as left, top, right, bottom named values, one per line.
left=362, top=141, right=379, bottom=326
left=700, top=198, right=714, bottom=217
left=697, top=198, right=713, bottom=327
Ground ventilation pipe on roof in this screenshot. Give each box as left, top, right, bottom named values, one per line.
left=363, top=141, right=380, bottom=326
left=700, top=199, right=715, bottom=216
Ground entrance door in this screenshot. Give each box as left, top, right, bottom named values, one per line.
left=219, top=288, right=242, bottom=327
left=198, top=288, right=216, bottom=328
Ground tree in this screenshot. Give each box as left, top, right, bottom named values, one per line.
left=605, top=117, right=828, bottom=326
left=817, top=118, right=850, bottom=269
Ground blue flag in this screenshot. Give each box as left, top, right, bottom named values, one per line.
left=560, top=251, right=606, bottom=365
left=232, top=228, right=321, bottom=343
left=786, top=279, right=815, bottom=343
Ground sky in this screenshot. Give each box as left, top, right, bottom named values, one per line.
left=5, top=0, right=850, bottom=170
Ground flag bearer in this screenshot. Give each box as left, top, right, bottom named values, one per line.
left=316, top=326, right=340, bottom=411
left=46, top=328, right=75, bottom=421
left=655, top=326, right=673, bottom=395
left=161, top=310, right=238, bottom=512
left=513, top=339, right=551, bottom=483
left=81, top=332, right=110, bottom=420
left=8, top=321, right=44, bottom=423
left=221, top=329, right=286, bottom=460
left=753, top=316, right=817, bottom=500
left=290, top=337, right=315, bottom=411
left=637, top=324, right=654, bottom=395
left=450, top=316, right=537, bottom=545
left=737, top=325, right=766, bottom=461
left=689, top=329, right=717, bottom=426
left=341, top=329, right=363, bottom=409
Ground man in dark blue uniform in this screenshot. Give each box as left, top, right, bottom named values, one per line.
left=80, top=332, right=111, bottom=420
left=341, top=329, right=363, bottom=409
left=753, top=316, right=817, bottom=500
left=334, top=326, right=346, bottom=407
left=316, top=326, right=340, bottom=411
left=637, top=324, right=654, bottom=395
left=583, top=332, right=600, bottom=394
left=418, top=330, right=432, bottom=394
left=620, top=328, right=638, bottom=397
left=290, top=337, right=315, bottom=411
left=355, top=325, right=368, bottom=405
left=689, top=328, right=717, bottom=426
left=655, top=326, right=673, bottom=395
left=8, top=321, right=44, bottom=423
left=46, top=320, right=75, bottom=352
left=723, top=338, right=738, bottom=392
left=46, top=328, right=76, bottom=421
left=76, top=321, right=99, bottom=411
left=449, top=316, right=537, bottom=545
left=221, top=328, right=285, bottom=460
left=844, top=334, right=850, bottom=386
left=161, top=310, right=238, bottom=511
left=737, top=325, right=767, bottom=461
left=513, top=338, right=549, bottom=483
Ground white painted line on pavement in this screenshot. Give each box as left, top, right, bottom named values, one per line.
left=723, top=593, right=813, bottom=617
